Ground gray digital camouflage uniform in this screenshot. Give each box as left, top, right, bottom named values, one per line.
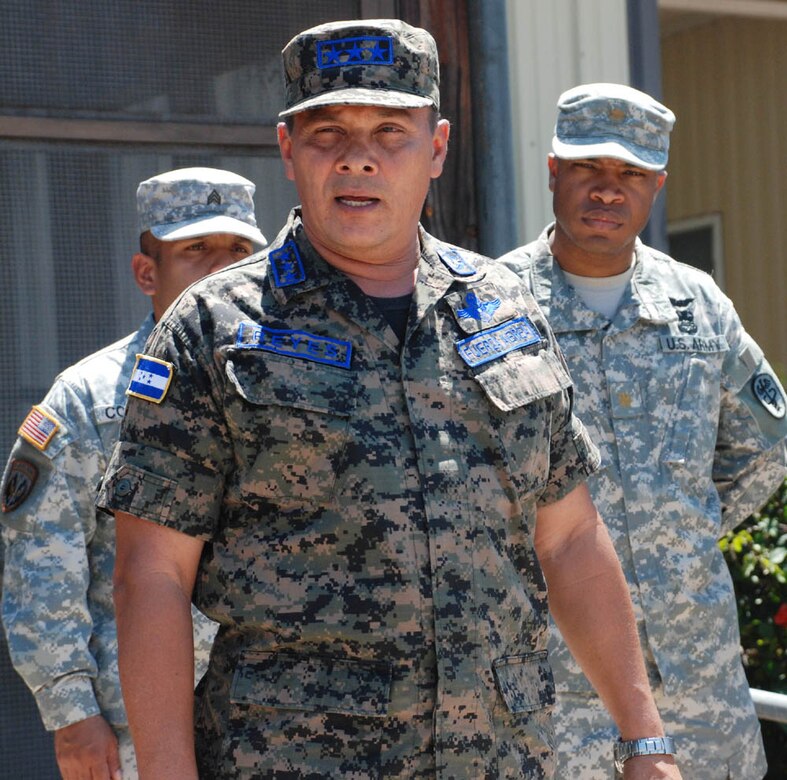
left=0, top=315, right=217, bottom=776
left=501, top=225, right=787, bottom=779
left=98, top=208, right=601, bottom=779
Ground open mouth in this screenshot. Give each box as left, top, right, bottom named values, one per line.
left=336, top=196, right=378, bottom=208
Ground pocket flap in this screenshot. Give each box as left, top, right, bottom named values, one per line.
left=231, top=651, right=392, bottom=718
left=227, top=354, right=357, bottom=417
left=493, top=651, right=555, bottom=714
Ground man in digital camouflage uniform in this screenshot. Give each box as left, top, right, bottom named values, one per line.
left=1, top=167, right=266, bottom=779
left=98, top=22, right=682, bottom=779
left=500, top=82, right=787, bottom=779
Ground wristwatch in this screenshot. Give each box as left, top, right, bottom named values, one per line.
left=613, top=736, right=676, bottom=773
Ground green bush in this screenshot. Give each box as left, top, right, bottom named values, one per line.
left=720, top=477, right=787, bottom=778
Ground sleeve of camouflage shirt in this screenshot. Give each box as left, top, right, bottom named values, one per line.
left=1, top=378, right=104, bottom=730
left=100, top=317, right=232, bottom=539
left=714, top=298, right=787, bottom=535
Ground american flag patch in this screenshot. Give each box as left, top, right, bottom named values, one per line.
left=18, top=405, right=60, bottom=451
left=127, top=354, right=174, bottom=404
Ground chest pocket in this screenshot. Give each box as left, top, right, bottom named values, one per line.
left=473, top=348, right=572, bottom=499
left=226, top=353, right=358, bottom=506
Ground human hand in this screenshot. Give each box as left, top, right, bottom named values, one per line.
left=623, top=754, right=682, bottom=779
left=54, top=715, right=122, bottom=780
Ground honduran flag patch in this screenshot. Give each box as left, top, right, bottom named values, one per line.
left=127, top=354, right=174, bottom=404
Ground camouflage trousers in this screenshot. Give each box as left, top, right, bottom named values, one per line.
left=552, top=683, right=767, bottom=779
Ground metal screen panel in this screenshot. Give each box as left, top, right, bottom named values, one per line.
left=1, top=2, right=361, bottom=776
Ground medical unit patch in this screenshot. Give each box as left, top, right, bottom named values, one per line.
left=127, top=354, right=174, bottom=403
left=456, top=316, right=542, bottom=368
left=18, top=405, right=59, bottom=451
left=236, top=322, right=352, bottom=369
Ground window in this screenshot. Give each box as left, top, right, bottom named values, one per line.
left=667, top=213, right=725, bottom=288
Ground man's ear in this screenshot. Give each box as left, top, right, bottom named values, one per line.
left=131, top=252, right=158, bottom=296
left=547, top=154, right=559, bottom=193
left=278, top=122, right=296, bottom=182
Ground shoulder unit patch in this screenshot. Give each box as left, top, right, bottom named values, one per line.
left=127, top=354, right=174, bottom=404
left=752, top=372, right=786, bottom=419
left=2, top=459, right=38, bottom=512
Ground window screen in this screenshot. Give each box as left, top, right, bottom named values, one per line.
left=1, top=3, right=361, bottom=776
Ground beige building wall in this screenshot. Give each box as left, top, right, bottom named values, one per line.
left=661, top=15, right=787, bottom=372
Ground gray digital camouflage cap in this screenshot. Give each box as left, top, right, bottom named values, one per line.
left=137, top=167, right=266, bottom=248
left=552, top=83, right=676, bottom=171
left=279, top=18, right=440, bottom=117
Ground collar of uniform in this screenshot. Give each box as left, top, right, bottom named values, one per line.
left=528, top=223, right=606, bottom=334
left=625, top=240, right=679, bottom=325
left=266, top=208, right=346, bottom=306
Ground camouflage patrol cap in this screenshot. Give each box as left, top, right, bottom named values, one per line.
left=137, top=167, right=266, bottom=249
left=552, top=83, right=676, bottom=171
left=279, top=18, right=440, bottom=117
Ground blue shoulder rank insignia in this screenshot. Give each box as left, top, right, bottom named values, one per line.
left=127, top=354, right=174, bottom=404
left=456, top=316, right=541, bottom=368
left=2, top=459, right=38, bottom=513
left=317, top=35, right=393, bottom=69
left=18, top=405, right=59, bottom=451
left=457, top=291, right=501, bottom=323
left=236, top=322, right=352, bottom=369
left=439, top=247, right=477, bottom=277
left=270, top=241, right=306, bottom=288
left=752, top=372, right=786, bottom=419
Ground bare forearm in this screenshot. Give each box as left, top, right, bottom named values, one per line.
left=115, top=571, right=198, bottom=778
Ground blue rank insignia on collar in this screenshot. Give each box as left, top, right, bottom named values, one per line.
left=270, top=241, right=306, bottom=288
left=439, top=247, right=477, bottom=276
left=456, top=291, right=501, bottom=323
left=456, top=316, right=542, bottom=368
left=317, top=36, right=394, bottom=69
left=236, top=322, right=352, bottom=369
left=127, top=354, right=174, bottom=404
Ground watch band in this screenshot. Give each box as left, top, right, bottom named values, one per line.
left=613, top=736, right=676, bottom=772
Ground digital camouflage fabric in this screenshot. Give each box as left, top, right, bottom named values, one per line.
left=500, top=226, right=787, bottom=779
left=98, top=208, right=600, bottom=779
left=0, top=316, right=217, bottom=777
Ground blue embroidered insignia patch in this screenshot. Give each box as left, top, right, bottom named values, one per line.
left=457, top=292, right=501, bottom=323
left=270, top=241, right=306, bottom=288
left=236, top=322, right=352, bottom=369
left=439, top=247, right=476, bottom=276
left=2, top=459, right=38, bottom=512
left=18, top=405, right=59, bottom=451
left=752, top=372, right=786, bottom=419
left=316, top=36, right=394, bottom=69
left=456, top=316, right=541, bottom=368
left=127, top=354, right=174, bottom=404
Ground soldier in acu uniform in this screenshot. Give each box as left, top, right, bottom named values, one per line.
left=1, top=167, right=266, bottom=779
left=500, top=82, right=787, bottom=779
left=99, top=23, right=682, bottom=780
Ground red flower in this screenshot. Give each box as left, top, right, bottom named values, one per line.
left=774, top=603, right=787, bottom=628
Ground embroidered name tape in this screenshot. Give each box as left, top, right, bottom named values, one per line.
left=659, top=335, right=728, bottom=353
left=456, top=316, right=541, bottom=368
left=269, top=241, right=306, bottom=287
left=316, top=35, right=394, bottom=69
left=752, top=372, right=786, bottom=419
left=18, top=405, right=59, bottom=451
left=236, top=322, right=352, bottom=369
left=127, top=354, right=174, bottom=403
